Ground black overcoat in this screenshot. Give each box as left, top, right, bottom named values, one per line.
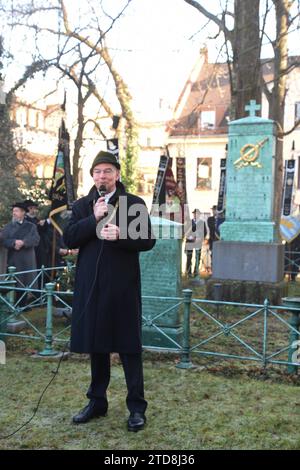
left=63, top=182, right=155, bottom=354
left=1, top=220, right=40, bottom=287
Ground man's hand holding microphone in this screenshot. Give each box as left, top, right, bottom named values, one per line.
left=94, top=185, right=120, bottom=241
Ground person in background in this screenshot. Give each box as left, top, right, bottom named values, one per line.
left=1, top=202, right=40, bottom=305
left=200, top=238, right=212, bottom=274
left=215, top=209, right=225, bottom=239
left=24, top=199, right=39, bottom=225
left=207, top=205, right=218, bottom=252
left=185, top=208, right=207, bottom=278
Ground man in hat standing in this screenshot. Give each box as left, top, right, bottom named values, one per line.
left=63, top=150, right=155, bottom=432
left=24, top=199, right=39, bottom=226
left=185, top=208, right=207, bottom=277
left=207, top=205, right=218, bottom=252
left=1, top=202, right=40, bottom=302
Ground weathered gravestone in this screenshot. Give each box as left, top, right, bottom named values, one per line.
left=207, top=101, right=286, bottom=303
left=140, top=217, right=183, bottom=348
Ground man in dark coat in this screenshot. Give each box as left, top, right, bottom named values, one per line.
left=207, top=204, right=218, bottom=251
left=1, top=202, right=40, bottom=302
left=185, top=208, right=207, bottom=277
left=63, top=150, right=155, bottom=432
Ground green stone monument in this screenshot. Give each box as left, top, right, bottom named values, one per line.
left=140, top=217, right=183, bottom=348
left=209, top=101, right=286, bottom=303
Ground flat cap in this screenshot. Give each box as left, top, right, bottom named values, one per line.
left=90, top=150, right=120, bottom=176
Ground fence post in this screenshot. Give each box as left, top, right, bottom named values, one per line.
left=287, top=311, right=300, bottom=375
left=6, top=266, right=18, bottom=324
left=176, top=289, right=193, bottom=369
left=262, top=298, right=269, bottom=369
left=0, top=294, right=8, bottom=344
left=38, top=282, right=59, bottom=356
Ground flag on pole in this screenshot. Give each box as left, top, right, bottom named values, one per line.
left=281, top=159, right=295, bottom=216
left=49, top=119, right=75, bottom=236
left=151, top=154, right=169, bottom=209
left=217, top=157, right=227, bottom=212
left=280, top=159, right=300, bottom=242
left=106, top=138, right=119, bottom=162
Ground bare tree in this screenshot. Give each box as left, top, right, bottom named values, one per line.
left=0, top=36, right=21, bottom=224
left=0, top=0, right=137, bottom=195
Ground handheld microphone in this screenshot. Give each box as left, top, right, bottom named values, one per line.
left=98, top=184, right=108, bottom=218
left=99, top=184, right=107, bottom=198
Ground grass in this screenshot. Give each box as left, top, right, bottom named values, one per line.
left=0, top=277, right=300, bottom=450
left=0, top=351, right=300, bottom=450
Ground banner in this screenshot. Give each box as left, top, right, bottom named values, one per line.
left=176, top=157, right=187, bottom=205
left=217, top=158, right=227, bottom=212
left=151, top=154, right=169, bottom=207
left=282, top=159, right=295, bottom=216
left=165, top=158, right=181, bottom=214
left=49, top=119, right=75, bottom=236
left=106, top=138, right=119, bottom=162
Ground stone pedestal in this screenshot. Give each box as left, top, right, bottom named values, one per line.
left=208, top=241, right=286, bottom=303
left=212, top=241, right=284, bottom=282
left=211, top=102, right=286, bottom=303
left=140, top=217, right=183, bottom=348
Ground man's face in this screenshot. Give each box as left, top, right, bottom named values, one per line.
left=92, top=163, right=120, bottom=193
left=28, top=205, right=38, bottom=216
left=12, top=207, right=25, bottom=222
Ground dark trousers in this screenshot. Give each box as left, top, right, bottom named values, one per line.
left=87, top=352, right=147, bottom=414
left=186, top=249, right=201, bottom=276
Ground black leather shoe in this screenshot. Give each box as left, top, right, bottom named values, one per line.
left=72, top=401, right=107, bottom=424
left=127, top=412, right=146, bottom=432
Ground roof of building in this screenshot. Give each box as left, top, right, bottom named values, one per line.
left=168, top=53, right=300, bottom=138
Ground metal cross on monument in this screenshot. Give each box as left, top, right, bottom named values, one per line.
left=245, top=100, right=261, bottom=117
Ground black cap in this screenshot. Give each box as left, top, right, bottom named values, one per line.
left=23, top=199, right=38, bottom=208
left=11, top=202, right=28, bottom=212
left=90, top=150, right=120, bottom=176
left=192, top=208, right=200, bottom=214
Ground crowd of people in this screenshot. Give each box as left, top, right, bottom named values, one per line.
left=0, top=199, right=77, bottom=304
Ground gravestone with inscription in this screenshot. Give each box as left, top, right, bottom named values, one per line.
left=210, top=101, right=285, bottom=302
left=140, top=217, right=182, bottom=348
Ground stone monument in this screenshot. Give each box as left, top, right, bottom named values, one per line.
left=140, top=217, right=183, bottom=348
left=207, top=101, right=286, bottom=303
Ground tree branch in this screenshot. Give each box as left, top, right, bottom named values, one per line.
left=281, top=118, right=300, bottom=136
left=183, top=0, right=233, bottom=41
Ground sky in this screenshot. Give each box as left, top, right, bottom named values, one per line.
left=1, top=0, right=221, bottom=119
left=2, top=0, right=300, bottom=121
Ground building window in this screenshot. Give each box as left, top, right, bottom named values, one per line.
left=197, top=157, right=212, bottom=190
left=38, top=112, right=44, bottom=130
left=295, top=102, right=300, bottom=123
left=28, top=109, right=36, bottom=128
left=200, top=110, right=215, bottom=130
left=16, top=108, right=27, bottom=127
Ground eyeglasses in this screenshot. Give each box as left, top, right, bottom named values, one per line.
left=93, top=168, right=115, bottom=175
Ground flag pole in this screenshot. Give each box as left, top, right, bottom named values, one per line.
left=51, top=228, right=57, bottom=281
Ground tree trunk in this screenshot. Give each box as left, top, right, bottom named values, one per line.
left=269, top=0, right=289, bottom=232
left=232, top=0, right=261, bottom=118
left=72, top=89, right=84, bottom=197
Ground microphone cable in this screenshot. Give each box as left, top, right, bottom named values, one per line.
left=0, top=236, right=105, bottom=439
